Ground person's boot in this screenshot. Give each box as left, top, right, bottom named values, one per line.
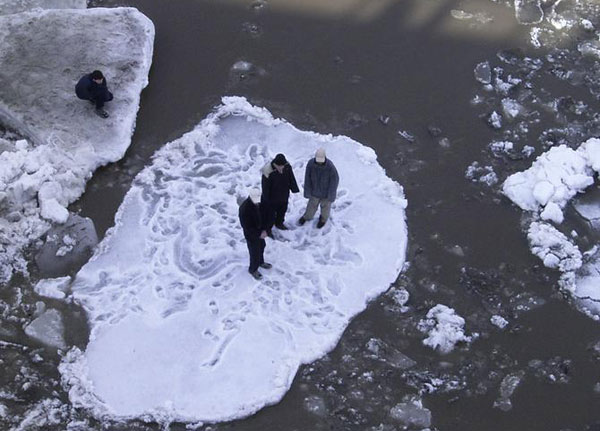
left=95, top=108, right=109, bottom=119
left=298, top=217, right=306, bottom=226
left=249, top=270, right=263, bottom=280
left=259, top=262, right=272, bottom=269
left=317, top=218, right=326, bottom=229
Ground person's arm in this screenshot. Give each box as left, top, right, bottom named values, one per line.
left=328, top=164, right=339, bottom=202
left=303, top=163, right=312, bottom=198
left=288, top=165, right=300, bottom=193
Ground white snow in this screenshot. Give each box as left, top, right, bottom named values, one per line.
left=0, top=7, right=154, bottom=282
left=60, top=97, right=408, bottom=422
left=503, top=139, right=600, bottom=214
left=527, top=222, right=582, bottom=272
left=418, top=304, right=471, bottom=354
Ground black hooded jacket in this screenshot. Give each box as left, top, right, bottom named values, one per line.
left=261, top=162, right=300, bottom=204
left=239, top=198, right=263, bottom=240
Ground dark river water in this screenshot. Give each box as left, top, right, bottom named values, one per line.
left=3, top=0, right=600, bottom=430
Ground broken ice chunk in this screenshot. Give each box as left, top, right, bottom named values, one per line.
left=528, top=222, right=582, bottom=272
left=490, top=315, right=509, bottom=329
left=488, top=111, right=502, bottom=129
left=390, top=396, right=431, bottom=428
left=514, top=0, right=543, bottom=25
left=494, top=371, right=525, bottom=411
left=474, top=61, right=492, bottom=84
left=540, top=202, right=564, bottom=224
left=34, top=276, right=71, bottom=300
left=24, top=309, right=66, bottom=349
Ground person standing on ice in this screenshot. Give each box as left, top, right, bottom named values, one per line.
left=239, top=189, right=272, bottom=280
left=75, top=70, right=113, bottom=119
left=261, top=153, right=299, bottom=236
left=298, top=148, right=339, bottom=229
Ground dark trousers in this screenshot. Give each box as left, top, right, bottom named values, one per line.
left=76, top=89, right=113, bottom=109
left=264, top=201, right=288, bottom=230
left=246, top=237, right=265, bottom=272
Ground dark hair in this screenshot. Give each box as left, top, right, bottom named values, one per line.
left=273, top=153, right=287, bottom=166
left=90, top=70, right=104, bottom=80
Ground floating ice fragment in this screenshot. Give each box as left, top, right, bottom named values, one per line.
left=490, top=315, right=509, bottom=329
left=581, top=19, right=594, bottom=31
left=303, top=395, right=327, bottom=417
left=474, top=61, right=492, bottom=84
left=488, top=111, right=502, bottom=129
left=418, top=304, right=471, bottom=354
left=514, top=0, right=543, bottom=25
left=540, top=201, right=564, bottom=224
left=502, top=98, right=522, bottom=118
left=389, top=396, right=431, bottom=428
left=366, top=338, right=416, bottom=370
left=490, top=140, right=514, bottom=156
left=494, top=371, right=525, bottom=411
left=579, top=40, right=600, bottom=59
left=528, top=222, right=582, bottom=272
left=391, top=286, right=410, bottom=308
left=24, top=309, right=66, bottom=349
left=34, top=276, right=71, bottom=300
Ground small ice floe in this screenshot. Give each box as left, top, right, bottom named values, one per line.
left=34, top=276, right=71, bottom=300
left=490, top=315, right=509, bottom=329
left=465, top=162, right=498, bottom=186
left=418, top=304, right=472, bottom=354
left=474, top=61, right=492, bottom=84
left=488, top=111, right=502, bottom=129
left=303, top=395, right=327, bottom=417
left=398, top=130, right=416, bottom=143
left=502, top=98, right=523, bottom=119
left=490, top=140, right=514, bottom=156
left=494, top=371, right=525, bottom=411
left=366, top=338, right=416, bottom=370
left=24, top=309, right=66, bottom=349
left=389, top=396, right=432, bottom=428
left=528, top=222, right=582, bottom=272
left=514, top=0, right=543, bottom=25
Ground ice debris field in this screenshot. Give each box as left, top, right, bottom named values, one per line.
left=0, top=5, right=154, bottom=282
left=503, top=138, right=600, bottom=318
left=57, top=97, right=408, bottom=422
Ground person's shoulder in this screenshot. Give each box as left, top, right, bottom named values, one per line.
left=261, top=162, right=273, bottom=177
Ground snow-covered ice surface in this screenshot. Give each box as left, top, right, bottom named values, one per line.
left=60, top=96, right=408, bottom=422
left=0, top=0, right=86, bottom=16
left=0, top=6, right=154, bottom=282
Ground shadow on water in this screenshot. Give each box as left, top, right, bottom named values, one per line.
left=59, top=0, right=600, bottom=430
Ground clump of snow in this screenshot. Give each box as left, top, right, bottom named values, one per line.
left=527, top=222, right=582, bottom=272
left=0, top=7, right=154, bottom=282
left=490, top=140, right=514, bottom=156
left=490, top=315, right=509, bottom=329
left=59, top=97, right=408, bottom=422
left=418, top=304, right=471, bottom=354
left=488, top=111, right=502, bottom=129
left=466, top=162, right=498, bottom=186
left=503, top=139, right=600, bottom=217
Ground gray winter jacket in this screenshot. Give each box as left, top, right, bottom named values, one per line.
left=303, top=158, right=339, bottom=202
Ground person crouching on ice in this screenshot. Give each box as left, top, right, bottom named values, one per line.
left=239, top=189, right=272, bottom=280
left=261, top=153, right=299, bottom=237
left=75, top=70, right=113, bottom=119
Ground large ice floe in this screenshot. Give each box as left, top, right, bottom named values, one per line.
left=503, top=138, right=600, bottom=318
left=59, top=97, right=408, bottom=423
left=0, top=5, right=154, bottom=282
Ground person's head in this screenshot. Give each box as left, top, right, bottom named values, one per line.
left=91, top=70, right=104, bottom=83
left=248, top=188, right=261, bottom=204
left=272, top=153, right=287, bottom=172
left=315, top=148, right=326, bottom=164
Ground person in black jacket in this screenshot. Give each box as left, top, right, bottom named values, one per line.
left=239, top=189, right=272, bottom=280
left=261, top=153, right=299, bottom=235
left=75, top=70, right=113, bottom=119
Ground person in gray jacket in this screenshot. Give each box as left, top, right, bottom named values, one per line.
left=298, top=148, right=339, bottom=229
